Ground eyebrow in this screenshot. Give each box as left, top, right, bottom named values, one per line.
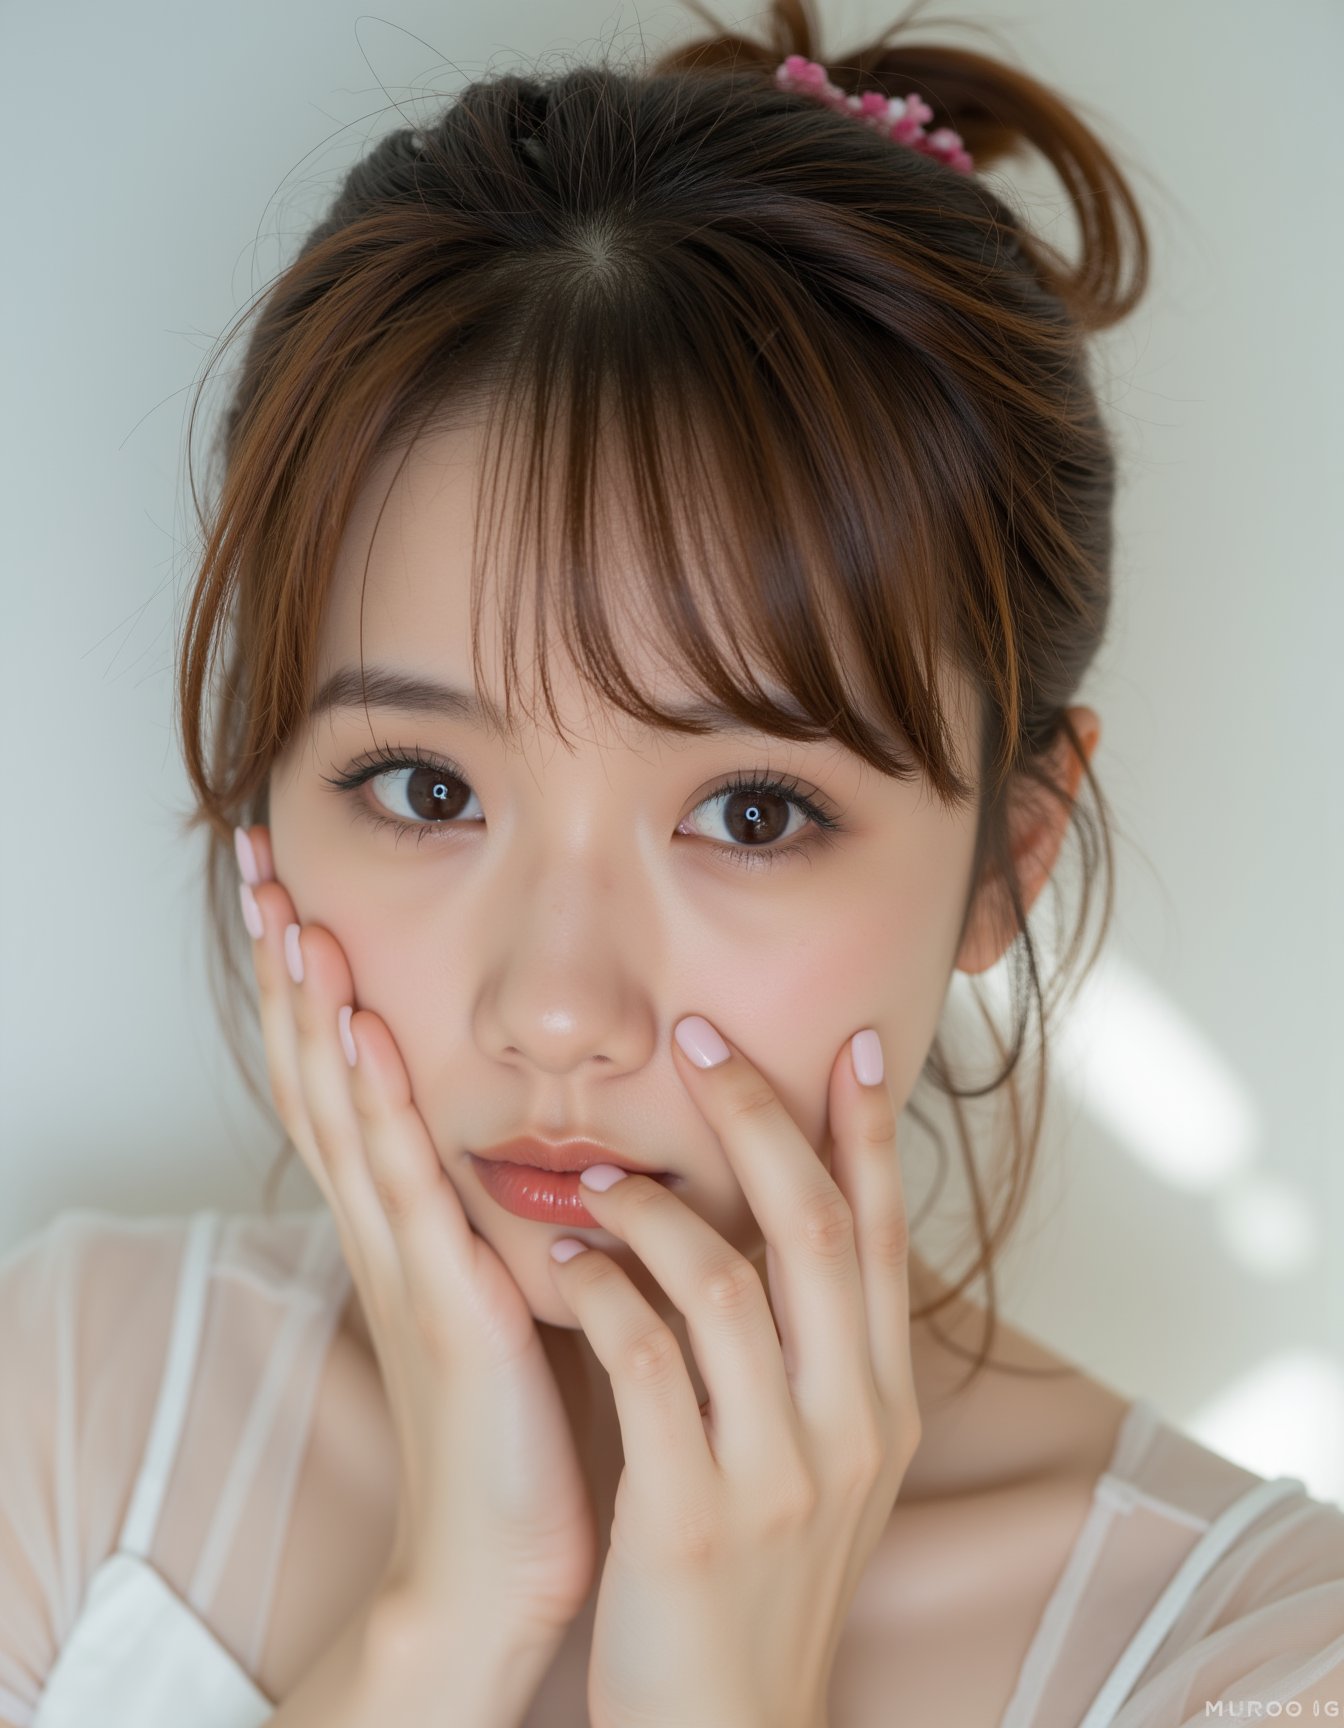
left=307, top=664, right=818, bottom=738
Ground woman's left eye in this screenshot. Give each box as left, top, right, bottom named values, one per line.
left=676, top=772, right=842, bottom=869
left=320, top=749, right=843, bottom=871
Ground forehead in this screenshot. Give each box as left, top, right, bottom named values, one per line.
left=312, top=415, right=981, bottom=773
left=317, top=417, right=706, bottom=728
left=316, top=417, right=853, bottom=747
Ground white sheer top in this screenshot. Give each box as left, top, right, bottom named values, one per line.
left=1, top=1208, right=1341, bottom=1727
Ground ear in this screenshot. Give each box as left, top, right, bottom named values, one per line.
left=954, top=706, right=1101, bottom=977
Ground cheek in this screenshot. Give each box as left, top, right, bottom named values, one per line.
left=705, top=883, right=956, bottom=1154
left=331, top=915, right=454, bottom=1075
left=263, top=825, right=455, bottom=1096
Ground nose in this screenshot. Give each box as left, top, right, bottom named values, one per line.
left=473, top=856, right=660, bottom=1079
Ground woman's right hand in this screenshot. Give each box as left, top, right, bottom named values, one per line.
left=234, top=824, right=598, bottom=1649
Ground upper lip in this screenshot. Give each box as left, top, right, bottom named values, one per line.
left=471, top=1135, right=671, bottom=1176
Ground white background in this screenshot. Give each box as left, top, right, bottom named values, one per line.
left=2, top=0, right=1341, bottom=1501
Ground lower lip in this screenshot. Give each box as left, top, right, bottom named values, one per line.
left=469, top=1156, right=675, bottom=1225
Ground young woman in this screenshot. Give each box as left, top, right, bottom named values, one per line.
left=3, top=2, right=1341, bottom=1725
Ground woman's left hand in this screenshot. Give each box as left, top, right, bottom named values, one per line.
left=547, top=1014, right=920, bottom=1728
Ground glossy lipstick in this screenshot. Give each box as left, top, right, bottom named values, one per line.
left=469, top=1137, right=678, bottom=1226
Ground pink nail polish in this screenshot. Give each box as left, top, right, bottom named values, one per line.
left=851, top=1028, right=884, bottom=1086
left=284, top=923, right=304, bottom=984
left=674, top=1014, right=731, bottom=1068
left=234, top=826, right=260, bottom=886
left=579, top=1163, right=628, bottom=1190
left=338, top=1005, right=357, bottom=1068
left=238, top=882, right=264, bottom=941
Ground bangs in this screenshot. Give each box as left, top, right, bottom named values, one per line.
left=377, top=256, right=982, bottom=812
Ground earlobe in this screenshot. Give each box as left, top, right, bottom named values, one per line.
left=953, top=707, right=1101, bottom=977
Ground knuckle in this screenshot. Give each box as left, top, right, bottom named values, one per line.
left=698, top=1254, right=761, bottom=1320
left=620, top=1323, right=683, bottom=1392
left=404, top=1283, right=452, bottom=1362
left=857, top=1100, right=898, bottom=1151
left=868, top=1202, right=911, bottom=1270
left=835, top=1410, right=884, bottom=1492
left=669, top=1493, right=722, bottom=1568
left=369, top=1159, right=417, bottom=1225
left=622, top=1176, right=667, bottom=1215
left=723, top=1078, right=780, bottom=1125
left=795, top=1186, right=855, bottom=1259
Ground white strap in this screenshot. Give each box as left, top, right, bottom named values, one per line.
left=1077, top=1473, right=1307, bottom=1728
left=186, top=1219, right=333, bottom=1613
left=117, top=1212, right=221, bottom=1559
left=239, top=1218, right=352, bottom=1671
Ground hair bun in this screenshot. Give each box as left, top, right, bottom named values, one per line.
left=655, top=0, right=1148, bottom=329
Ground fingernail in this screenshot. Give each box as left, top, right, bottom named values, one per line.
left=579, top=1164, right=628, bottom=1190
left=851, top=1028, right=884, bottom=1087
left=674, top=1014, right=731, bottom=1069
left=284, top=922, right=304, bottom=984
left=239, top=881, right=264, bottom=941
left=234, top=826, right=260, bottom=886
left=550, top=1238, right=589, bottom=1262
left=338, top=1004, right=357, bottom=1068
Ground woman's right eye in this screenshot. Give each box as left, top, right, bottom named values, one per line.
left=320, top=750, right=482, bottom=846
left=367, top=760, right=481, bottom=826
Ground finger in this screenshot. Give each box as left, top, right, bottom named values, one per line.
left=281, top=916, right=401, bottom=1288
left=554, top=1171, right=798, bottom=1477
left=283, top=920, right=495, bottom=1355
left=670, top=1015, right=870, bottom=1431
left=826, top=1030, right=913, bottom=1414
left=239, top=871, right=381, bottom=1317
left=239, top=870, right=331, bottom=1204
left=548, top=1229, right=720, bottom=1521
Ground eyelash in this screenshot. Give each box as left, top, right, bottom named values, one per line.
left=318, top=742, right=844, bottom=872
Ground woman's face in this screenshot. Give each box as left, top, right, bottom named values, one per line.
left=267, top=418, right=988, bottom=1331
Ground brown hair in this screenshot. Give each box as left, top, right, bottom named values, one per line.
left=174, top=0, right=1152, bottom=1393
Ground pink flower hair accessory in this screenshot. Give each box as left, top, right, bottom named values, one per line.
left=773, top=54, right=975, bottom=175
